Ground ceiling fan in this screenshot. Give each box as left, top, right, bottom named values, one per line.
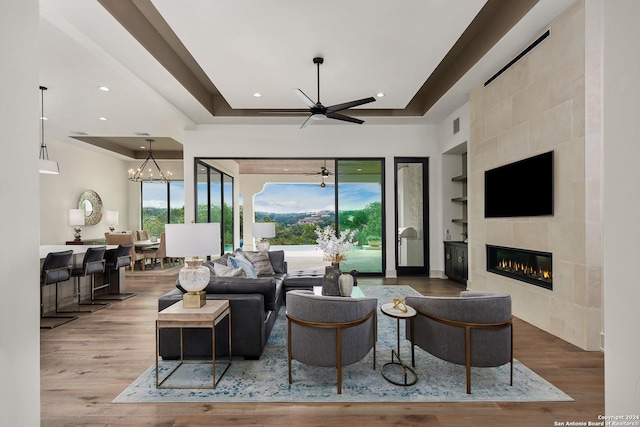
left=305, top=160, right=334, bottom=188
left=305, top=160, right=334, bottom=177
left=275, top=57, right=376, bottom=129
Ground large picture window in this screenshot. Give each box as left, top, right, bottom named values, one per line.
left=141, top=181, right=185, bottom=238
left=196, top=161, right=234, bottom=253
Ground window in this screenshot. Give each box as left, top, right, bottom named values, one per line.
left=141, top=181, right=185, bottom=238
left=196, top=161, right=234, bottom=253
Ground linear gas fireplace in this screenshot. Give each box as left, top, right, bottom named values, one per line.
left=486, top=245, right=553, bottom=290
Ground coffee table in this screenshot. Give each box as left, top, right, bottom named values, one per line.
left=380, top=301, right=417, bottom=386
left=155, top=300, right=231, bottom=389
left=313, top=286, right=365, bottom=298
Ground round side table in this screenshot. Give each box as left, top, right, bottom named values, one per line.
left=380, top=301, right=417, bottom=386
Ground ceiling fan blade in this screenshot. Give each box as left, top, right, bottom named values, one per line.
left=258, top=110, right=309, bottom=116
left=326, top=97, right=376, bottom=113
left=295, top=89, right=317, bottom=108
left=300, top=114, right=313, bottom=129
left=326, top=112, right=365, bottom=125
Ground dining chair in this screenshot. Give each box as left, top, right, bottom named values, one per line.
left=144, top=232, right=171, bottom=269
left=105, top=232, right=145, bottom=270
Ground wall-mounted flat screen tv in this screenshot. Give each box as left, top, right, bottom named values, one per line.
left=484, top=151, right=554, bottom=218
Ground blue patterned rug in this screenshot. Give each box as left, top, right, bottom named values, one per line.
left=113, top=285, right=572, bottom=403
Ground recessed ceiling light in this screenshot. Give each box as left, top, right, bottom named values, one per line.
left=98, top=117, right=107, bottom=121
left=376, top=92, right=385, bottom=98
left=40, top=116, right=48, bottom=120
left=98, top=86, right=110, bottom=92
left=140, top=146, right=146, bottom=149
left=253, top=92, right=262, bottom=98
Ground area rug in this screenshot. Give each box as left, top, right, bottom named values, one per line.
left=113, top=285, right=573, bottom=403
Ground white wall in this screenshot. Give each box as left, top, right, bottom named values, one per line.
left=603, top=0, right=640, bottom=413
left=183, top=124, right=441, bottom=276
left=40, top=138, right=131, bottom=244
left=0, top=1, right=40, bottom=425
left=38, top=141, right=185, bottom=244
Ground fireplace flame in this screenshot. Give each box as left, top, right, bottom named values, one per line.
left=497, top=258, right=552, bottom=282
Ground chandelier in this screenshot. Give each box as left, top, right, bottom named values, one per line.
left=128, top=139, right=172, bottom=182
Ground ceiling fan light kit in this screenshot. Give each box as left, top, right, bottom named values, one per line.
left=295, top=57, right=376, bottom=129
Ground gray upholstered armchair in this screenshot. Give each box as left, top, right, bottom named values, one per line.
left=405, top=291, right=513, bottom=394
left=286, top=290, right=378, bottom=394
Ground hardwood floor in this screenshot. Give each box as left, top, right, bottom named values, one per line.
left=41, top=273, right=604, bottom=426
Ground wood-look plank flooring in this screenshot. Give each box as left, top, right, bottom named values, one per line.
left=41, top=273, right=604, bottom=426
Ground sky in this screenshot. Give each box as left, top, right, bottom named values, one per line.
left=254, top=183, right=381, bottom=213
left=143, top=181, right=381, bottom=213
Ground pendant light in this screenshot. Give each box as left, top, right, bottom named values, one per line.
left=128, top=139, right=172, bottom=182
left=38, top=86, right=60, bottom=174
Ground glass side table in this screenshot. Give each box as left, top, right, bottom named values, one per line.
left=380, top=301, right=417, bottom=386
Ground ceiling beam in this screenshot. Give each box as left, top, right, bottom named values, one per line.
left=99, top=0, right=539, bottom=119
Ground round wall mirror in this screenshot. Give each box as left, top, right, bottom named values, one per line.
left=78, top=190, right=103, bottom=225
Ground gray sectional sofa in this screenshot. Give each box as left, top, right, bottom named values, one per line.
left=157, top=250, right=324, bottom=360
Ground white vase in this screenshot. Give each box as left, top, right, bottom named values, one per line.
left=338, top=273, right=354, bottom=297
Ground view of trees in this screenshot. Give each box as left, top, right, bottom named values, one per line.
left=255, top=201, right=382, bottom=246
left=142, top=206, right=185, bottom=238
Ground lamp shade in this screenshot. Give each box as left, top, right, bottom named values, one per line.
left=68, top=209, right=85, bottom=226
left=105, top=210, right=119, bottom=226
left=165, top=223, right=221, bottom=259
left=39, top=159, right=60, bottom=174
left=252, top=222, right=276, bottom=238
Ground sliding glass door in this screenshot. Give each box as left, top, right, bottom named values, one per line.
left=335, top=159, right=384, bottom=274
left=195, top=160, right=234, bottom=254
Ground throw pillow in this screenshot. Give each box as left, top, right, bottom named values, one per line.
left=228, top=255, right=257, bottom=278
left=267, top=250, right=286, bottom=274
left=213, top=262, right=246, bottom=278
left=242, top=251, right=275, bottom=276
left=203, top=261, right=217, bottom=276
left=211, top=254, right=228, bottom=266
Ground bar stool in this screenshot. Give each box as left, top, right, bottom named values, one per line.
left=97, top=244, right=136, bottom=301
left=40, top=249, right=76, bottom=329
left=65, top=246, right=110, bottom=312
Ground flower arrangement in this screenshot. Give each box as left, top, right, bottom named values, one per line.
left=315, top=225, right=359, bottom=263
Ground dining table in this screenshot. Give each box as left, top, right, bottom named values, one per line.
left=134, top=239, right=160, bottom=250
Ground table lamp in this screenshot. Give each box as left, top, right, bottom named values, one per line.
left=165, top=223, right=220, bottom=308
left=105, top=210, right=119, bottom=232
left=252, top=222, right=275, bottom=252
left=69, top=208, right=85, bottom=241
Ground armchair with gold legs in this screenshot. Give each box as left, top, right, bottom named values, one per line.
left=286, top=290, right=377, bottom=394
left=406, top=291, right=513, bottom=394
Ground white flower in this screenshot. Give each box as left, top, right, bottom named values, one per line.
left=315, top=225, right=358, bottom=263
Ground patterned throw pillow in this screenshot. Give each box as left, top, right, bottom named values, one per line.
left=212, top=262, right=246, bottom=278
left=228, top=255, right=257, bottom=278
left=242, top=251, right=275, bottom=276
